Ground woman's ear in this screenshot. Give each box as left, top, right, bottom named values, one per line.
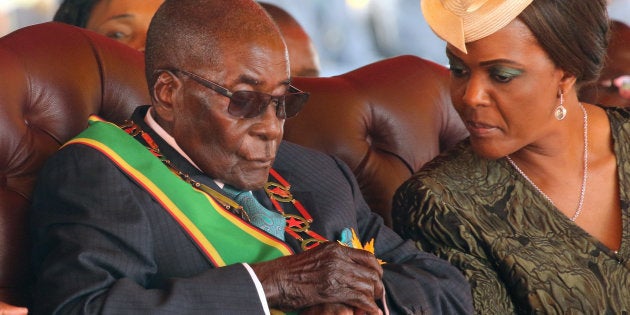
left=152, top=70, right=181, bottom=123
left=559, top=70, right=578, bottom=94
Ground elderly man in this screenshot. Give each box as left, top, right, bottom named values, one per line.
left=29, top=0, right=472, bottom=314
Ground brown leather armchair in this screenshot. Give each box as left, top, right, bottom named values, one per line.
left=0, top=22, right=466, bottom=306
left=0, top=22, right=150, bottom=306
left=288, top=56, right=467, bottom=226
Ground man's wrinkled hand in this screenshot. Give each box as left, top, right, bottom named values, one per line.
left=252, top=242, right=384, bottom=313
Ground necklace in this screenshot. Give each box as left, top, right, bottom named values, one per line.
left=505, top=103, right=588, bottom=222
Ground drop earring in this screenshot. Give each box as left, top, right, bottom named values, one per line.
left=555, top=90, right=567, bottom=120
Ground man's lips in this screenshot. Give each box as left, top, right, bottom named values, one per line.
left=245, top=158, right=274, bottom=168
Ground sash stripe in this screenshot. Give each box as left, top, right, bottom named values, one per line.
left=67, top=137, right=229, bottom=267
left=65, top=117, right=292, bottom=268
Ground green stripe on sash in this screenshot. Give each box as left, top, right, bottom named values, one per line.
left=66, top=116, right=293, bottom=267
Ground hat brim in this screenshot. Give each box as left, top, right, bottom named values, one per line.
left=422, top=0, right=534, bottom=54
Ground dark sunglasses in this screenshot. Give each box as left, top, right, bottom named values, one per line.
left=599, top=75, right=630, bottom=99
left=159, top=69, right=309, bottom=119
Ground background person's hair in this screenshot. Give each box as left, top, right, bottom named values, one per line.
left=519, top=0, right=609, bottom=86
left=53, top=0, right=99, bottom=28
left=144, top=0, right=283, bottom=97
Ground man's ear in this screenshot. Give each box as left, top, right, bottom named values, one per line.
left=152, top=70, right=181, bottom=123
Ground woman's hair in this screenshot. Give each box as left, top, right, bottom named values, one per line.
left=53, top=0, right=100, bottom=28
left=519, top=0, right=609, bottom=85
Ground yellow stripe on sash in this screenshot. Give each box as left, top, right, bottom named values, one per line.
left=64, top=116, right=293, bottom=267
left=67, top=137, right=228, bottom=266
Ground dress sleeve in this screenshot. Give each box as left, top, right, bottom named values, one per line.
left=392, top=176, right=516, bottom=314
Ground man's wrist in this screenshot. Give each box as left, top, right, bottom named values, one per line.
left=243, top=263, right=271, bottom=315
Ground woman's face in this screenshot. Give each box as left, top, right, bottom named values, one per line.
left=85, top=0, right=164, bottom=51
left=447, top=18, right=568, bottom=160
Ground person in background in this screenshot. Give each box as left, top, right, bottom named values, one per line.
left=393, top=0, right=629, bottom=313
left=259, top=2, right=320, bottom=77
left=580, top=20, right=630, bottom=107
left=53, top=0, right=163, bottom=51
left=29, top=0, right=473, bottom=314
left=53, top=0, right=319, bottom=78
left=0, top=301, right=27, bottom=315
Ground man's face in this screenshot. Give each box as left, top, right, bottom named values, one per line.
left=165, top=41, right=291, bottom=191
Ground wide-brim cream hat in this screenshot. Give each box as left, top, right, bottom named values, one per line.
left=422, top=0, right=534, bottom=53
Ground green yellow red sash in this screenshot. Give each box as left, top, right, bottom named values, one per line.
left=64, top=115, right=293, bottom=267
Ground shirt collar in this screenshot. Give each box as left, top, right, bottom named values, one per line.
left=144, top=108, right=225, bottom=188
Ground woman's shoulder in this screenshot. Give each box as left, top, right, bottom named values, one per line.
left=412, top=140, right=502, bottom=188
left=398, top=139, right=520, bottom=220
left=604, top=105, right=630, bottom=131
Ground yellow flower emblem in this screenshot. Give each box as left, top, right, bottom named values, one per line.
left=337, top=228, right=385, bottom=264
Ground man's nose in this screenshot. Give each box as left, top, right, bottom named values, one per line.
left=250, top=101, right=284, bottom=140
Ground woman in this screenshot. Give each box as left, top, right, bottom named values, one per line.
left=53, top=0, right=164, bottom=51
left=393, top=0, right=629, bottom=313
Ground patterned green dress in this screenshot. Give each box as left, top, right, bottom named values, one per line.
left=393, top=107, right=630, bottom=314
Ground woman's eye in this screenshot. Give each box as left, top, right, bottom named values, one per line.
left=493, top=73, right=512, bottom=83
left=490, top=67, right=522, bottom=83
left=449, top=64, right=468, bottom=78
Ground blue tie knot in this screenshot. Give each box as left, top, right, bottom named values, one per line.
left=222, top=185, right=286, bottom=240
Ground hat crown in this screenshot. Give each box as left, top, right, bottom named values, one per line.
left=423, top=0, right=533, bottom=53
left=441, top=0, right=488, bottom=16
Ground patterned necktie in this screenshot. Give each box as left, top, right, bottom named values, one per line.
left=222, top=185, right=286, bottom=240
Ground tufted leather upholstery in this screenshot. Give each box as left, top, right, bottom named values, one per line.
left=288, top=56, right=467, bottom=226
left=0, top=22, right=150, bottom=305
left=0, top=22, right=466, bottom=306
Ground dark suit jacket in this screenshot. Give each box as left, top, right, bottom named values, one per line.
left=30, top=106, right=472, bottom=314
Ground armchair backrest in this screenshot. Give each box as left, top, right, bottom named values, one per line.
left=0, top=22, right=150, bottom=305
left=288, top=55, right=467, bottom=226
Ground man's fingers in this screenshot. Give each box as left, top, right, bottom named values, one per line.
left=253, top=242, right=385, bottom=311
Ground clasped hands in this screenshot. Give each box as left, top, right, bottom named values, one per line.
left=252, top=242, right=384, bottom=315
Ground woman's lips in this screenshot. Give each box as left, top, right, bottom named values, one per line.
left=466, top=120, right=498, bottom=137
